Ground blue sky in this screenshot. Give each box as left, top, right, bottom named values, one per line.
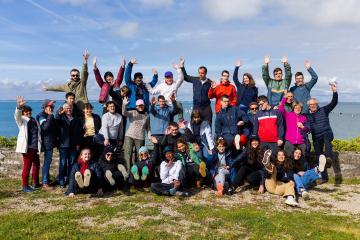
left=0, top=0, right=359, bottom=102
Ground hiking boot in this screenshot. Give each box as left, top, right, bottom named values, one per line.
left=131, top=165, right=140, bottom=181
left=199, top=162, right=207, bottom=178
left=318, top=155, right=326, bottom=173
left=301, top=190, right=310, bottom=200
left=83, top=169, right=91, bottom=187
left=75, top=172, right=84, bottom=188
left=22, top=186, right=34, bottom=193
left=141, top=166, right=149, bottom=181
left=118, top=164, right=129, bottom=179
left=175, top=191, right=190, bottom=197
left=226, top=186, right=235, bottom=196
left=234, top=134, right=241, bottom=150
left=285, top=196, right=299, bottom=207
left=105, top=170, right=116, bottom=186
left=262, top=149, right=272, bottom=166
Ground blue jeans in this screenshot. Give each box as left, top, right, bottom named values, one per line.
left=293, top=168, right=321, bottom=193
left=59, top=147, right=77, bottom=186
left=42, top=149, right=53, bottom=184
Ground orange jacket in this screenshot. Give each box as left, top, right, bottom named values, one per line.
left=208, top=82, right=237, bottom=113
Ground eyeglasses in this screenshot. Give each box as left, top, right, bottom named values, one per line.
left=140, top=153, right=148, bottom=156
left=71, top=74, right=80, bottom=77
left=106, top=153, right=113, bottom=156
left=250, top=107, right=258, bottom=110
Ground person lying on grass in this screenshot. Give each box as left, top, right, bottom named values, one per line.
left=129, top=146, right=155, bottom=190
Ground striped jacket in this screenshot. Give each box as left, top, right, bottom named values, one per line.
left=254, top=108, right=284, bottom=143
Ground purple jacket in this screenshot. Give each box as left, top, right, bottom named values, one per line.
left=279, top=98, right=309, bottom=145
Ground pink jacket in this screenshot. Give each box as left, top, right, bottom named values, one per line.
left=278, top=97, right=309, bottom=145
left=94, top=66, right=125, bottom=103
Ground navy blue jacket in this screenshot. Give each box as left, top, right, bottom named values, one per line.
left=55, top=113, right=81, bottom=148
left=36, top=112, right=57, bottom=151
left=233, top=66, right=258, bottom=107
left=306, top=92, right=338, bottom=139
left=181, top=66, right=212, bottom=107
left=215, top=106, right=249, bottom=137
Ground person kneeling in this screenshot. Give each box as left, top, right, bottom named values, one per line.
left=151, top=146, right=189, bottom=197
left=129, top=146, right=155, bottom=190
left=66, top=148, right=103, bottom=197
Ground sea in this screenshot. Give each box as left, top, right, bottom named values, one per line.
left=1, top=100, right=359, bottom=140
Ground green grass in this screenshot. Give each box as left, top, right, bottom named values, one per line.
left=0, top=136, right=16, bottom=148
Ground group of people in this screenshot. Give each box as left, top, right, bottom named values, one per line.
left=14, top=50, right=341, bottom=206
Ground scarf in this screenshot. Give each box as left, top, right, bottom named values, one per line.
left=78, top=157, right=90, bottom=175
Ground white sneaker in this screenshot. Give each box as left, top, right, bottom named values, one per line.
left=117, top=164, right=129, bottom=179
left=301, top=190, right=310, bottom=200
left=285, top=196, right=299, bottom=207
left=75, top=172, right=84, bottom=188
left=234, top=134, right=241, bottom=150
left=262, top=149, right=272, bottom=166
left=83, top=169, right=91, bottom=187
left=318, top=154, right=326, bottom=173
left=105, top=170, right=116, bottom=186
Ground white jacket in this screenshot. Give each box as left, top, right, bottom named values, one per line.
left=186, top=121, right=214, bottom=150
left=160, top=160, right=182, bottom=184
left=14, top=107, right=41, bottom=154
left=145, top=68, right=184, bottom=105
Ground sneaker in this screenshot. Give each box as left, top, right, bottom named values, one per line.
left=75, top=172, right=84, bottom=188
left=262, top=149, right=272, bottom=166
left=325, top=157, right=332, bottom=168
left=175, top=191, right=190, bottom=197
left=141, top=166, right=149, bottom=181
left=199, top=162, right=207, bottom=178
left=32, top=184, right=42, bottom=189
left=318, top=155, right=326, bottom=173
left=83, top=169, right=91, bottom=187
left=226, top=186, right=234, bottom=196
left=234, top=134, right=241, bottom=150
left=131, top=165, right=140, bottom=181
left=285, top=196, right=299, bottom=207
left=215, top=183, right=224, bottom=197
left=301, top=190, right=310, bottom=200
left=105, top=170, right=116, bottom=186
left=169, top=188, right=176, bottom=196
left=118, top=164, right=129, bottom=179
left=22, top=186, right=34, bottom=193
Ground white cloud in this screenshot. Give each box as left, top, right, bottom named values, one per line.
left=201, top=0, right=263, bottom=22
left=134, top=0, right=173, bottom=8
left=111, top=21, right=139, bottom=39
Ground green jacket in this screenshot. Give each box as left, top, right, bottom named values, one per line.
left=175, top=143, right=203, bottom=166
left=46, top=63, right=89, bottom=110
left=262, top=63, right=292, bottom=106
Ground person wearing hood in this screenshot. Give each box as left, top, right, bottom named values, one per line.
left=122, top=97, right=151, bottom=171
left=93, top=56, right=125, bottom=114
left=44, top=50, right=90, bottom=110
left=208, top=70, right=237, bottom=113
left=129, top=146, right=155, bottom=189
left=36, top=99, right=57, bottom=190
left=145, top=59, right=185, bottom=121
left=14, top=96, right=41, bottom=193
left=99, top=146, right=128, bottom=192
left=66, top=148, right=103, bottom=197
left=124, top=58, right=158, bottom=112
left=233, top=60, right=258, bottom=112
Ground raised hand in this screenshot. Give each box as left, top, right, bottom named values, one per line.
left=93, top=57, right=97, bottom=68
left=151, top=96, right=156, bottom=106
left=120, top=56, right=126, bottom=67
left=179, top=57, right=185, bottom=67
left=281, top=56, right=288, bottom=64
left=305, top=60, right=311, bottom=69
left=172, top=63, right=179, bottom=70
left=152, top=68, right=158, bottom=76
left=178, top=121, right=186, bottom=129
left=277, top=139, right=283, bottom=146
left=237, top=121, right=245, bottom=126
left=17, top=96, right=25, bottom=108
left=264, top=56, right=270, bottom=64
left=123, top=96, right=129, bottom=105
left=150, top=136, right=158, bottom=144
left=211, top=81, right=217, bottom=89
left=83, top=49, right=90, bottom=63
left=235, top=59, right=242, bottom=67
left=169, top=92, right=176, bottom=102
left=130, top=58, right=137, bottom=64
left=57, top=106, right=64, bottom=115
left=331, top=83, right=337, bottom=92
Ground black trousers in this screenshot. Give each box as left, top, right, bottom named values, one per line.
left=151, top=182, right=174, bottom=196
left=233, top=165, right=262, bottom=189
left=194, top=104, right=213, bottom=126
left=103, top=170, right=124, bottom=191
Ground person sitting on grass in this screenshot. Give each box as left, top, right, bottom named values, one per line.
left=290, top=148, right=327, bottom=200
left=15, top=96, right=41, bottom=193
left=129, top=146, right=155, bottom=190
left=150, top=146, right=189, bottom=197
left=175, top=139, right=207, bottom=188
left=66, top=148, right=103, bottom=198
left=262, top=149, right=298, bottom=207
left=99, top=146, right=128, bottom=192
left=213, top=138, right=237, bottom=196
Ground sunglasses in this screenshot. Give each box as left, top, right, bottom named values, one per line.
left=250, top=107, right=258, bottom=110
left=71, top=74, right=80, bottom=77
left=106, top=153, right=113, bottom=156
left=140, top=152, right=148, bottom=156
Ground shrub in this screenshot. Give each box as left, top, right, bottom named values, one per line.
left=0, top=136, right=17, bottom=148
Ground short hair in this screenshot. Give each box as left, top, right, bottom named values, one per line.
left=63, top=103, right=72, bottom=109
left=307, top=98, right=318, bottom=105
left=221, top=70, right=229, bottom=76
left=292, top=101, right=303, bottom=110
left=22, top=105, right=32, bottom=113
left=70, top=68, right=80, bottom=74
left=248, top=101, right=258, bottom=107
left=134, top=72, right=143, bottom=80
left=198, top=66, right=207, bottom=74
left=104, top=71, right=114, bottom=79
left=120, top=85, right=130, bottom=96
left=273, top=67, right=282, bottom=75
left=169, top=122, right=179, bottom=128
left=191, top=109, right=202, bottom=119
left=295, top=72, right=304, bottom=78
left=286, top=91, right=294, bottom=96
left=215, top=138, right=227, bottom=148
left=83, top=103, right=93, bottom=110
left=106, top=101, right=115, bottom=107
left=243, top=73, right=256, bottom=87
left=257, top=95, right=268, bottom=103
left=158, top=95, right=165, bottom=101
left=176, top=138, right=187, bottom=147
left=65, top=92, right=75, bottom=99
left=220, top=94, right=230, bottom=101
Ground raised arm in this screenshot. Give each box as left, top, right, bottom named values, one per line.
left=324, top=85, right=338, bottom=114
left=233, top=60, right=243, bottom=90
left=180, top=58, right=197, bottom=83
left=45, top=83, right=68, bottom=92
left=93, top=57, right=104, bottom=88
left=14, top=96, right=26, bottom=127
left=114, top=57, right=126, bottom=88
left=121, top=97, right=134, bottom=118
left=81, top=49, right=90, bottom=85
left=125, top=58, right=136, bottom=86
left=278, top=97, right=288, bottom=116
left=174, top=64, right=185, bottom=90
left=304, top=61, right=318, bottom=90
left=208, top=82, right=217, bottom=99
left=149, top=68, right=158, bottom=88
left=282, top=56, right=292, bottom=88
left=262, top=56, right=271, bottom=86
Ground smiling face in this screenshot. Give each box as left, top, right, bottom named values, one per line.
left=293, top=149, right=302, bottom=161
left=308, top=99, right=318, bottom=112
left=295, top=74, right=304, bottom=86
left=243, top=75, right=250, bottom=85
left=258, top=100, right=269, bottom=111
left=250, top=139, right=259, bottom=149
left=64, top=105, right=73, bottom=116
left=177, top=142, right=187, bottom=153
left=23, top=110, right=32, bottom=118
left=221, top=72, right=229, bottom=84
left=107, top=103, right=116, bottom=114
left=169, top=125, right=179, bottom=136
left=198, top=68, right=206, bottom=80
left=164, top=151, right=174, bottom=162
left=249, top=104, right=258, bottom=115
left=81, top=149, right=91, bottom=162
left=105, top=75, right=114, bottom=84
left=70, top=70, right=80, bottom=82
left=139, top=151, right=149, bottom=161
left=165, top=76, right=173, bottom=85
left=274, top=70, right=283, bottom=80
left=277, top=151, right=286, bottom=162
left=221, top=97, right=230, bottom=109
left=84, top=107, right=93, bottom=116
left=105, top=152, right=113, bottom=162
left=293, top=105, right=302, bottom=115
left=217, top=144, right=226, bottom=154
left=158, top=98, right=166, bottom=108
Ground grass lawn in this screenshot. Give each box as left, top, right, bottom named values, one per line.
left=0, top=178, right=359, bottom=240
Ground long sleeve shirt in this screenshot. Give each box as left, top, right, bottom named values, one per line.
left=99, top=112, right=123, bottom=140
left=160, top=160, right=182, bottom=184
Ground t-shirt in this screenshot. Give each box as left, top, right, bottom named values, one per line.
left=85, top=116, right=95, bottom=136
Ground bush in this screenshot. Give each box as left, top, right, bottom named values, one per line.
left=0, top=136, right=17, bottom=148
left=333, top=136, right=360, bottom=152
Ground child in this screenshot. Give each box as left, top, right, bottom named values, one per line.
left=66, top=148, right=103, bottom=197
left=14, top=96, right=41, bottom=193
left=129, top=146, right=155, bottom=189
left=175, top=139, right=207, bottom=188
left=99, top=146, right=128, bottom=192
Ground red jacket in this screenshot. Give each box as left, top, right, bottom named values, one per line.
left=208, top=82, right=237, bottom=113
left=94, top=66, right=125, bottom=103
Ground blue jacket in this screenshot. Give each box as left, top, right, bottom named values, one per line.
left=36, top=112, right=57, bottom=151
left=290, top=67, right=318, bottom=113
left=55, top=113, right=81, bottom=148
left=150, top=103, right=175, bottom=135
left=124, top=62, right=158, bottom=112
left=306, top=92, right=338, bottom=139
left=233, top=66, right=258, bottom=107
left=215, top=106, right=248, bottom=137
left=181, top=66, right=212, bottom=107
